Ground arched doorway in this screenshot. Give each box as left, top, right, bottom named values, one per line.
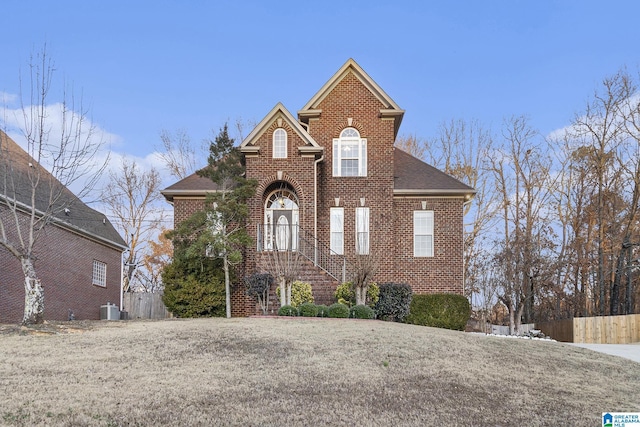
left=264, top=185, right=299, bottom=251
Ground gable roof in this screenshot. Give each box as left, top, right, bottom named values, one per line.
left=298, top=58, right=405, bottom=137
left=0, top=130, right=127, bottom=250
left=393, top=148, right=476, bottom=197
left=240, top=102, right=322, bottom=156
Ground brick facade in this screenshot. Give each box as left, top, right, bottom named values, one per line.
left=0, top=209, right=123, bottom=323
left=164, top=59, right=474, bottom=316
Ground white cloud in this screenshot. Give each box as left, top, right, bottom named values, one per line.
left=0, top=91, right=17, bottom=105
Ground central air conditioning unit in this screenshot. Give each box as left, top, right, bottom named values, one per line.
left=100, top=303, right=120, bottom=320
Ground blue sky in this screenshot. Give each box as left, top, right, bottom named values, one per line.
left=1, top=0, right=639, bottom=169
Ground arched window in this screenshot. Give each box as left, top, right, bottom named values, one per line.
left=273, top=128, right=287, bottom=158
left=332, top=127, right=367, bottom=177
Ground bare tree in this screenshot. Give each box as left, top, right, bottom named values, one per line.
left=394, top=133, right=428, bottom=160
left=157, top=129, right=203, bottom=180
left=101, top=157, right=164, bottom=292
left=570, top=71, right=628, bottom=315
left=260, top=249, right=303, bottom=307
left=489, top=116, right=555, bottom=334
left=0, top=48, right=107, bottom=324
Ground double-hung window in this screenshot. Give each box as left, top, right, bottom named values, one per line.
left=92, top=260, right=107, bottom=287
left=355, top=207, right=370, bottom=255
left=273, top=128, right=287, bottom=158
left=330, top=207, right=344, bottom=255
left=414, top=210, right=434, bottom=257
left=333, top=128, right=367, bottom=177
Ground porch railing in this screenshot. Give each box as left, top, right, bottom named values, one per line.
left=256, top=224, right=352, bottom=282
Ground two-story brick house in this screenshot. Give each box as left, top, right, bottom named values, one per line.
left=162, top=59, right=474, bottom=316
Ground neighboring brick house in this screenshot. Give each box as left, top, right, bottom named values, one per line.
left=162, top=59, right=475, bottom=316
left=0, top=130, right=127, bottom=323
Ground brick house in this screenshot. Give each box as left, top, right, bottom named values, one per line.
left=0, top=130, right=127, bottom=323
left=162, top=59, right=474, bottom=316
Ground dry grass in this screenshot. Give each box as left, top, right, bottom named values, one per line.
left=0, top=318, right=638, bottom=426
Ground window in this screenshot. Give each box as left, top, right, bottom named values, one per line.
left=92, top=260, right=107, bottom=287
left=330, top=207, right=344, bottom=255
left=333, top=128, right=367, bottom=177
left=414, top=211, right=434, bottom=257
left=273, top=128, right=287, bottom=158
left=355, top=207, right=370, bottom=254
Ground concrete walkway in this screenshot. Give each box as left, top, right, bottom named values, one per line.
left=569, top=343, right=640, bottom=364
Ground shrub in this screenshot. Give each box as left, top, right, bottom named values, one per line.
left=334, top=282, right=380, bottom=307
left=244, top=273, right=274, bottom=314
left=316, top=304, right=329, bottom=318
left=327, top=303, right=350, bottom=318
left=162, top=274, right=225, bottom=318
left=276, top=280, right=314, bottom=307
left=298, top=302, right=319, bottom=317
left=405, top=294, right=471, bottom=331
left=374, top=283, right=413, bottom=322
left=278, top=305, right=298, bottom=316
left=162, top=259, right=226, bottom=318
left=350, top=304, right=376, bottom=319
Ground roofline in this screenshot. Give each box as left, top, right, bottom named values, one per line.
left=241, top=102, right=320, bottom=150
left=393, top=189, right=477, bottom=198
left=300, top=59, right=403, bottom=112
left=160, top=188, right=218, bottom=202
left=0, top=195, right=128, bottom=251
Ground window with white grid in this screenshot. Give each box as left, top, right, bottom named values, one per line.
left=330, top=207, right=344, bottom=255
left=273, top=128, right=287, bottom=158
left=355, top=207, right=370, bottom=255
left=414, top=210, right=434, bottom=257
left=92, top=260, right=107, bottom=287
left=332, top=128, right=367, bottom=177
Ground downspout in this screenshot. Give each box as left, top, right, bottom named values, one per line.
left=462, top=197, right=473, bottom=301
left=299, top=119, right=324, bottom=266
left=314, top=154, right=324, bottom=266
left=120, top=250, right=125, bottom=314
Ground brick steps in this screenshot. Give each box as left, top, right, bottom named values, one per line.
left=256, top=253, right=339, bottom=312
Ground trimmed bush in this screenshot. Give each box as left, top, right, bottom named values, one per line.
left=334, top=282, right=380, bottom=307
left=327, top=303, right=350, bottom=318
left=275, top=280, right=314, bottom=307
left=405, top=294, right=471, bottom=331
left=349, top=304, right=376, bottom=319
left=374, top=283, right=413, bottom=322
left=316, top=304, right=329, bottom=318
left=278, top=305, right=298, bottom=316
left=298, top=302, right=319, bottom=317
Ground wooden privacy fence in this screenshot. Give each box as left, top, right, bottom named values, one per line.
left=537, top=314, right=640, bottom=344
left=122, top=293, right=172, bottom=320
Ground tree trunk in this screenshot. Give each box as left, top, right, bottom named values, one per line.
left=279, top=276, right=286, bottom=307
left=610, top=248, right=625, bottom=316
left=508, top=300, right=515, bottom=336
left=223, top=256, right=231, bottom=318
left=21, top=257, right=44, bottom=325
left=355, top=286, right=368, bottom=306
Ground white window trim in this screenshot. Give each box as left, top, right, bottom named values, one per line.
left=414, top=210, right=434, bottom=257
left=92, top=260, right=107, bottom=287
left=330, top=207, right=344, bottom=255
left=273, top=128, right=287, bottom=158
left=332, top=128, right=367, bottom=177
left=355, top=207, right=370, bottom=255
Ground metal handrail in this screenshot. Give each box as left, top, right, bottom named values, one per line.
left=256, top=224, right=351, bottom=282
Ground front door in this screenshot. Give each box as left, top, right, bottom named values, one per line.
left=264, top=188, right=299, bottom=251
left=274, top=210, right=292, bottom=251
